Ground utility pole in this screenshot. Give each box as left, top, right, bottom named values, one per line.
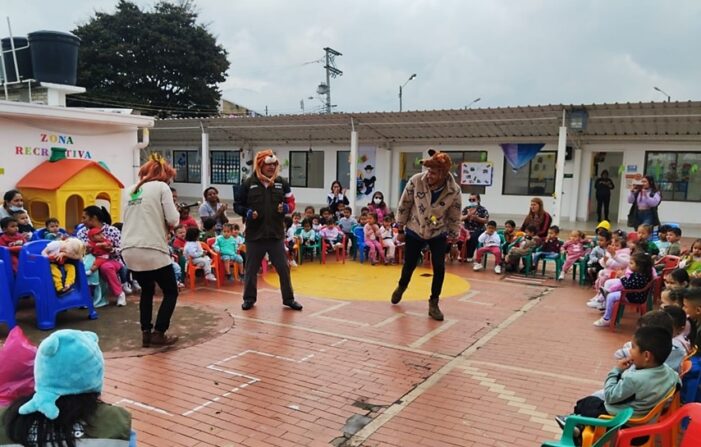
left=323, top=47, right=343, bottom=114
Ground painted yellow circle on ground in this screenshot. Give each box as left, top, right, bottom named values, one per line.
left=263, top=262, right=470, bottom=302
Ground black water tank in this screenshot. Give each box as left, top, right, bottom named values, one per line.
left=28, top=30, right=80, bottom=85
left=1, top=37, right=33, bottom=82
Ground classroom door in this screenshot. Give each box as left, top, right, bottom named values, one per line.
left=588, top=152, right=623, bottom=223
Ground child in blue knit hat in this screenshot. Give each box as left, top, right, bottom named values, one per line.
left=0, top=330, right=133, bottom=446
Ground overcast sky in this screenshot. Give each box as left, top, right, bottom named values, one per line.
left=4, top=0, right=701, bottom=115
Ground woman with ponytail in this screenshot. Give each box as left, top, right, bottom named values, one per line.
left=120, top=154, right=181, bottom=347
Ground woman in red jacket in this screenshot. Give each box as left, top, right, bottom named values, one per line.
left=520, top=197, right=552, bottom=238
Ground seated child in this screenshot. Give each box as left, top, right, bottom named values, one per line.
left=532, top=225, right=562, bottom=266
left=285, top=213, right=302, bottom=267
left=177, top=203, right=200, bottom=228
left=473, top=220, right=502, bottom=273
left=183, top=227, right=216, bottom=282
left=636, top=224, right=660, bottom=257
left=613, top=309, right=686, bottom=373
left=171, top=224, right=187, bottom=252
left=199, top=217, right=217, bottom=242
left=214, top=223, right=243, bottom=279
left=588, top=236, right=631, bottom=308
left=595, top=220, right=611, bottom=235
left=303, top=205, right=315, bottom=221
left=587, top=229, right=610, bottom=283
left=311, top=215, right=322, bottom=232
left=502, top=220, right=519, bottom=255
left=655, top=224, right=672, bottom=256
left=0, top=217, right=26, bottom=271
left=298, top=219, right=317, bottom=259
left=41, top=238, right=85, bottom=294
left=593, top=252, right=654, bottom=327
left=12, top=209, right=35, bottom=240
left=319, top=217, right=344, bottom=254
left=363, top=212, right=385, bottom=266
left=559, top=230, right=588, bottom=280
left=43, top=217, right=67, bottom=241
left=379, top=216, right=396, bottom=264
left=666, top=227, right=682, bottom=257
left=232, top=224, right=246, bottom=266
left=661, top=268, right=689, bottom=308
left=504, top=225, right=539, bottom=272
left=679, top=239, right=701, bottom=278
left=338, top=207, right=358, bottom=251
left=557, top=326, right=678, bottom=427
left=87, top=227, right=113, bottom=273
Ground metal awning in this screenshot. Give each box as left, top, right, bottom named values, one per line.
left=151, top=101, right=701, bottom=146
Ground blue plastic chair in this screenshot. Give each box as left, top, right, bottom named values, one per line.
left=30, top=227, right=69, bottom=241
left=352, top=226, right=367, bottom=263
left=0, top=259, right=16, bottom=330
left=0, top=247, right=15, bottom=297
left=14, top=240, right=98, bottom=330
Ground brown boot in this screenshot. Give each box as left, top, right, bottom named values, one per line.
left=150, top=331, right=179, bottom=346
left=391, top=285, right=407, bottom=304
left=142, top=330, right=151, bottom=348
left=428, top=297, right=444, bottom=321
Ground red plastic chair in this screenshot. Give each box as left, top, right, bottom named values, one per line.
left=186, top=242, right=222, bottom=289
left=609, top=279, right=655, bottom=331
left=616, top=403, right=701, bottom=447
left=321, top=234, right=347, bottom=264
left=207, top=237, right=241, bottom=281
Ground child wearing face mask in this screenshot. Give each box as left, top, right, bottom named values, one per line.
left=368, top=193, right=390, bottom=223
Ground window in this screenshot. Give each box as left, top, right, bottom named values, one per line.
left=210, top=151, right=241, bottom=185
left=445, top=151, right=488, bottom=194
left=645, top=151, right=701, bottom=202
left=173, top=150, right=201, bottom=183
left=289, top=151, right=324, bottom=188
left=336, top=151, right=351, bottom=190
left=503, top=151, right=557, bottom=196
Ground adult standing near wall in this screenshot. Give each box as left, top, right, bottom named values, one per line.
left=199, top=187, right=229, bottom=233
left=594, top=170, right=615, bottom=222
left=327, top=180, right=349, bottom=215
left=627, top=175, right=661, bottom=228
left=461, top=193, right=489, bottom=262
left=520, top=197, right=551, bottom=238
left=391, top=150, right=462, bottom=321
left=234, top=149, right=303, bottom=311
left=121, top=154, right=180, bottom=347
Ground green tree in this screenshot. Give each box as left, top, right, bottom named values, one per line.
left=70, top=0, right=229, bottom=117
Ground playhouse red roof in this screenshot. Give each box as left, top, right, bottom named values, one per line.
left=16, top=159, right=124, bottom=190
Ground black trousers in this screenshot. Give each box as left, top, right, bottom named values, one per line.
left=244, top=238, right=294, bottom=303
left=465, top=229, right=483, bottom=259
left=398, top=233, right=448, bottom=300
left=596, top=195, right=610, bottom=222
left=132, top=264, right=179, bottom=333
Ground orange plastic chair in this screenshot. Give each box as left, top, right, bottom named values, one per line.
left=186, top=242, right=222, bottom=289
left=616, top=403, right=701, bottom=447
left=321, top=234, right=347, bottom=264
left=609, top=280, right=655, bottom=331
left=207, top=237, right=241, bottom=281
left=584, top=387, right=677, bottom=447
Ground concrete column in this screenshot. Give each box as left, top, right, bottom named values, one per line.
left=349, top=130, right=358, bottom=215
left=553, top=125, right=567, bottom=226
left=200, top=131, right=209, bottom=194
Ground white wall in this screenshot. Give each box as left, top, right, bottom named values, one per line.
left=0, top=115, right=140, bottom=207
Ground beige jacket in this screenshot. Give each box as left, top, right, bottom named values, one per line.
left=396, top=172, right=462, bottom=240
left=121, top=181, right=179, bottom=268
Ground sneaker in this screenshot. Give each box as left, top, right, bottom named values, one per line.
left=122, top=282, right=133, bottom=295
left=593, top=317, right=610, bottom=327
left=290, top=260, right=298, bottom=268
left=554, top=415, right=568, bottom=430
left=494, top=265, right=502, bottom=274
left=586, top=300, right=603, bottom=308
left=177, top=281, right=185, bottom=289
left=205, top=273, right=217, bottom=282
left=558, top=272, right=565, bottom=280
left=131, top=280, right=142, bottom=292
left=473, top=262, right=483, bottom=271
left=116, top=292, right=127, bottom=307
left=597, top=303, right=606, bottom=311
left=466, top=258, right=474, bottom=263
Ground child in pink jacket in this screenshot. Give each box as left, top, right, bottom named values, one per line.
left=364, top=212, right=385, bottom=265
left=559, top=230, right=588, bottom=280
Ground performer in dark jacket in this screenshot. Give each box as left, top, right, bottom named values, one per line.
left=234, top=149, right=302, bottom=311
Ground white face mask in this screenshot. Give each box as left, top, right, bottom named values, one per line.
left=373, top=198, right=382, bottom=205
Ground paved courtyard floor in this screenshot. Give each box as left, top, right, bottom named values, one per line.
left=5, top=262, right=638, bottom=446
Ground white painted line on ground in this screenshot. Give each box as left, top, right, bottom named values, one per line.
left=408, top=320, right=458, bottom=348
left=372, top=313, right=405, bottom=328
left=458, top=290, right=480, bottom=302
left=464, top=360, right=601, bottom=386
left=308, top=301, right=350, bottom=318
left=113, top=399, right=173, bottom=416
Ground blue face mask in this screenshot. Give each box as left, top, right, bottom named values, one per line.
left=8, top=206, right=23, bottom=212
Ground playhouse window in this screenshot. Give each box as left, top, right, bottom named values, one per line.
left=29, top=201, right=49, bottom=222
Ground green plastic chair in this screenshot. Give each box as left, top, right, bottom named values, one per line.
left=534, top=239, right=564, bottom=279
left=541, top=407, right=634, bottom=447
left=298, top=229, right=321, bottom=264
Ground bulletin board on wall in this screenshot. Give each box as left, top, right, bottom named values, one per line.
left=460, top=162, right=494, bottom=186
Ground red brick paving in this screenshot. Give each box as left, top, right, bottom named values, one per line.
left=95, top=265, right=635, bottom=446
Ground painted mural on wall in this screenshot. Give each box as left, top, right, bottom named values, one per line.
left=355, top=146, right=377, bottom=199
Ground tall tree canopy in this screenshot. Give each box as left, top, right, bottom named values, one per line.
left=71, top=0, right=230, bottom=117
